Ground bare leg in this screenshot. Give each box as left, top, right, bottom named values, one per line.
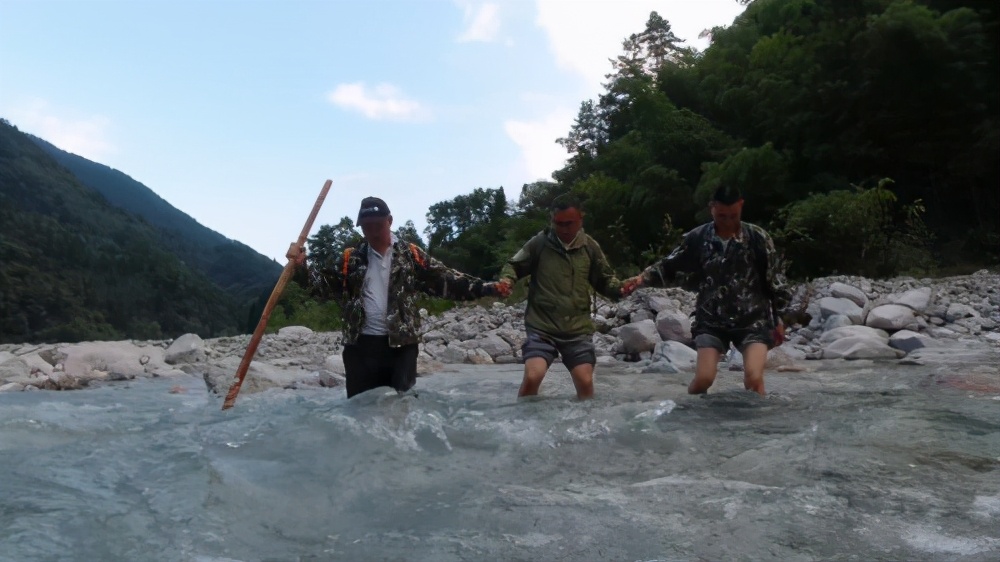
left=688, top=347, right=721, bottom=394
left=568, top=363, right=595, bottom=400
left=518, top=357, right=550, bottom=397
left=741, top=342, right=768, bottom=395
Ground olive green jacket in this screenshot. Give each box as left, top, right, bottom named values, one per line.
left=501, top=229, right=622, bottom=340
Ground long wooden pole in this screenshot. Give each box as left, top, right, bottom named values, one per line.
left=222, top=179, right=332, bottom=410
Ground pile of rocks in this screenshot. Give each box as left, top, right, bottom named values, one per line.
left=1, top=270, right=996, bottom=395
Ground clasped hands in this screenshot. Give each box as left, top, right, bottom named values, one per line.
left=487, top=278, right=514, bottom=298
left=620, top=275, right=643, bottom=297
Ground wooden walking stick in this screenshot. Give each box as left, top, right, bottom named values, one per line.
left=222, top=179, right=332, bottom=410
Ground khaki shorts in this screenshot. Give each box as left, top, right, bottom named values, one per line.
left=521, top=331, right=596, bottom=370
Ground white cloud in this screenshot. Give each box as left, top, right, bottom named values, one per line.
left=455, top=1, right=501, bottom=43
left=535, top=0, right=746, bottom=95
left=8, top=100, right=115, bottom=160
left=501, top=1, right=747, bottom=185
left=504, top=107, right=575, bottom=182
left=327, top=82, right=429, bottom=122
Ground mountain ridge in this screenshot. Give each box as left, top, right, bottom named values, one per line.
left=27, top=134, right=281, bottom=301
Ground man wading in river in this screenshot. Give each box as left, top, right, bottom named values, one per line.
left=622, top=186, right=793, bottom=396
left=496, top=194, right=626, bottom=400
left=287, top=196, right=511, bottom=398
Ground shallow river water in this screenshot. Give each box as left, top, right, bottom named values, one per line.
left=1, top=360, right=998, bottom=561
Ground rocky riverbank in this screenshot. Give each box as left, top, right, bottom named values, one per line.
left=1, top=270, right=997, bottom=395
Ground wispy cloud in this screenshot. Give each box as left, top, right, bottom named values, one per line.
left=455, top=1, right=501, bottom=43
left=326, top=82, right=429, bottom=122
left=504, top=107, right=575, bottom=182
left=8, top=100, right=115, bottom=160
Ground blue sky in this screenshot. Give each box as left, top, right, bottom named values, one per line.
left=0, top=0, right=746, bottom=263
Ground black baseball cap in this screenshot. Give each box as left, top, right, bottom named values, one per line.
left=357, top=196, right=390, bottom=223
left=711, top=185, right=743, bottom=205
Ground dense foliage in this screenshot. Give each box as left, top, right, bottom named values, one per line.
left=425, top=0, right=996, bottom=280
left=0, top=120, right=262, bottom=343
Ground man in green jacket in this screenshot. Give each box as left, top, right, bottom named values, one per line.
left=288, top=196, right=510, bottom=398
left=497, top=195, right=624, bottom=400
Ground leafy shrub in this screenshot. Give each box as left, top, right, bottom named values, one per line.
left=773, top=179, right=934, bottom=278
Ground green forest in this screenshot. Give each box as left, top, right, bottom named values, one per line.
left=0, top=120, right=280, bottom=344
left=29, top=136, right=282, bottom=302
left=274, top=0, right=998, bottom=329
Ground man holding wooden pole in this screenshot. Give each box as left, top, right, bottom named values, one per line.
left=287, top=196, right=511, bottom=398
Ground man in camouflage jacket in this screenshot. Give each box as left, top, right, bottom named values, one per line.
left=289, top=196, right=509, bottom=398
left=622, top=186, right=792, bottom=396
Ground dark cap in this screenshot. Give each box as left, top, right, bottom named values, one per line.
left=357, top=196, right=390, bottom=223
left=711, top=185, right=743, bottom=205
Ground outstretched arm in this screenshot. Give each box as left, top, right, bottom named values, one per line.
left=412, top=245, right=506, bottom=300
left=622, top=232, right=699, bottom=296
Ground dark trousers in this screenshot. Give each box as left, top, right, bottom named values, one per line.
left=342, top=335, right=419, bottom=398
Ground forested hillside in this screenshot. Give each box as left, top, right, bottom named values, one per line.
left=0, top=120, right=248, bottom=343
left=414, top=0, right=998, bottom=281
left=29, top=136, right=282, bottom=302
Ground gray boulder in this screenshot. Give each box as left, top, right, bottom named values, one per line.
left=655, top=310, right=692, bottom=344
left=819, top=297, right=864, bottom=325
left=823, top=337, right=905, bottom=360
left=619, top=320, right=660, bottom=354
left=888, top=330, right=934, bottom=354
left=892, top=287, right=932, bottom=312
left=165, top=333, right=206, bottom=364
left=865, top=304, right=917, bottom=331
left=830, top=282, right=868, bottom=307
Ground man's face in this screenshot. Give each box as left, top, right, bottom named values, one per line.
left=552, top=207, right=583, bottom=244
left=359, top=215, right=392, bottom=244
left=710, top=200, right=743, bottom=232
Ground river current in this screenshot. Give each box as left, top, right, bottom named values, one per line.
left=1, top=362, right=998, bottom=561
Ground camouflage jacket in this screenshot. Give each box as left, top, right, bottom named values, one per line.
left=500, top=228, right=622, bottom=340
left=304, top=238, right=493, bottom=347
left=639, top=222, right=791, bottom=333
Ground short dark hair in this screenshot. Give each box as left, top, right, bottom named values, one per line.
left=551, top=193, right=582, bottom=212
left=711, top=185, right=742, bottom=205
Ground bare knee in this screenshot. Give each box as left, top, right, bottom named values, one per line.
left=518, top=358, right=549, bottom=397
left=569, top=364, right=594, bottom=400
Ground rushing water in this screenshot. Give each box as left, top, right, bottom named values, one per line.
left=1, top=362, right=998, bottom=561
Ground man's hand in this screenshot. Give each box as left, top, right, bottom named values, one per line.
left=488, top=278, right=514, bottom=298
left=621, top=275, right=643, bottom=297
left=286, top=242, right=306, bottom=266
